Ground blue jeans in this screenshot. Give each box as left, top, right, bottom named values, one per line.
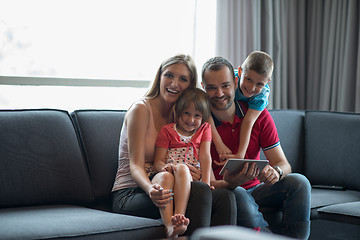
left=232, top=173, right=311, bottom=239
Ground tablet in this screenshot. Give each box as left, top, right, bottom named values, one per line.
left=219, top=159, right=269, bottom=176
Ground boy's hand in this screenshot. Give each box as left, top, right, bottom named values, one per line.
left=214, top=143, right=232, bottom=164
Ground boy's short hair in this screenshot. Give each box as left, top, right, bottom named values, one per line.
left=175, top=88, right=210, bottom=124
left=242, top=51, right=274, bottom=79
left=201, top=56, right=236, bottom=85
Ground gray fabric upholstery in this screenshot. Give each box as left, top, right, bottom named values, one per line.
left=317, top=201, right=360, bottom=217
left=305, top=111, right=360, bottom=191
left=266, top=110, right=305, bottom=173
left=71, top=110, right=126, bottom=202
left=0, top=205, right=164, bottom=240
left=0, top=110, right=93, bottom=208
left=311, top=189, right=360, bottom=209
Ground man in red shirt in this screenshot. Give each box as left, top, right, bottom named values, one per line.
left=201, top=57, right=311, bottom=239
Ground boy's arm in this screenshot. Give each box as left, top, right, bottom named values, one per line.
left=235, top=109, right=262, bottom=159
left=208, top=115, right=232, bottom=162
left=198, top=140, right=212, bottom=186
left=153, top=146, right=168, bottom=172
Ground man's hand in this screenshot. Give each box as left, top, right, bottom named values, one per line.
left=223, top=162, right=260, bottom=188
left=186, top=164, right=202, bottom=181
left=258, top=165, right=280, bottom=184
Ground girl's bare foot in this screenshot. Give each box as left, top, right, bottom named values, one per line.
left=166, top=214, right=190, bottom=238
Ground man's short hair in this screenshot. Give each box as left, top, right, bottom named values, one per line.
left=201, top=57, right=235, bottom=85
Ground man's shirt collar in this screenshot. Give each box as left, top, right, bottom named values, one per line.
left=211, top=101, right=246, bottom=127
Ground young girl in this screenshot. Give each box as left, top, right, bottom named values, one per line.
left=210, top=51, right=274, bottom=165
left=153, top=87, right=212, bottom=237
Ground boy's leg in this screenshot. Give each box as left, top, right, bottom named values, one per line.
left=251, top=173, right=311, bottom=239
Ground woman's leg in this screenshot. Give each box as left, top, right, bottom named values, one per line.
left=112, top=187, right=160, bottom=219
left=184, top=181, right=212, bottom=235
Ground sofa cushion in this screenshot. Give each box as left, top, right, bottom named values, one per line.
left=262, top=110, right=305, bottom=173
left=71, top=110, right=126, bottom=202
left=0, top=205, right=164, bottom=240
left=0, top=109, right=93, bottom=208
left=305, top=111, right=360, bottom=191
left=317, top=201, right=360, bottom=225
left=317, top=201, right=360, bottom=217
left=311, top=188, right=360, bottom=209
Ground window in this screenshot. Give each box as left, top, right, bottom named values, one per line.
left=0, top=0, right=216, bottom=110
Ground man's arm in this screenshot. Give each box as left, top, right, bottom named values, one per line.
left=258, top=145, right=291, bottom=184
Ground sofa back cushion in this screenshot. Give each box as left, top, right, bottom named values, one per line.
left=261, top=110, right=305, bottom=173
left=0, top=109, right=93, bottom=208
left=305, top=111, right=360, bottom=191
left=71, top=110, right=126, bottom=202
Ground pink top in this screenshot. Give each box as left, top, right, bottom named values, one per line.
left=112, top=100, right=159, bottom=191
left=156, top=122, right=212, bottom=168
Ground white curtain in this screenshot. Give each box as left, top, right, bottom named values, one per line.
left=216, top=0, right=360, bottom=113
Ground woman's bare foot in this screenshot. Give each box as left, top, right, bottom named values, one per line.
left=166, top=214, right=190, bottom=238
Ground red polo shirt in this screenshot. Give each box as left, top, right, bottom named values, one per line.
left=211, top=101, right=280, bottom=189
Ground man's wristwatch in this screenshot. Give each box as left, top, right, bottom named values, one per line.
left=274, top=166, right=283, bottom=180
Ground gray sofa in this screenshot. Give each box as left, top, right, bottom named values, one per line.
left=1, top=109, right=359, bottom=239
left=0, top=109, right=165, bottom=240
left=261, top=110, right=360, bottom=239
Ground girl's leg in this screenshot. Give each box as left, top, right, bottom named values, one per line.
left=173, top=164, right=191, bottom=215
left=151, top=171, right=175, bottom=237
left=171, top=164, right=192, bottom=236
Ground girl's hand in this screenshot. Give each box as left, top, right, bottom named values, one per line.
left=148, top=183, right=173, bottom=208
left=186, top=164, right=202, bottom=181
left=162, top=163, right=175, bottom=173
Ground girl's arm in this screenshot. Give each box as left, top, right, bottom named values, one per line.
left=198, top=140, right=212, bottom=186
left=153, top=147, right=169, bottom=172
left=208, top=115, right=231, bottom=162
left=235, top=109, right=262, bottom=159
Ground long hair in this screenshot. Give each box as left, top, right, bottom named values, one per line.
left=144, top=54, right=198, bottom=99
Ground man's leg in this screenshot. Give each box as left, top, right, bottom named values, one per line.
left=252, top=173, right=311, bottom=239
left=232, top=186, right=268, bottom=228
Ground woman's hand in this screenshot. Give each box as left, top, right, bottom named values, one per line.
left=186, top=164, right=202, bottom=181
left=148, top=183, right=174, bottom=208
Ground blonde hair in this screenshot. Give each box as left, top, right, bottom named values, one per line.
left=242, top=51, right=274, bottom=79
left=174, top=88, right=210, bottom=124
left=145, top=54, right=197, bottom=99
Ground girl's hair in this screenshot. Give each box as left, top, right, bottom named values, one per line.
left=144, top=54, right=198, bottom=99
left=241, top=51, right=274, bottom=79
left=174, top=88, right=210, bottom=124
